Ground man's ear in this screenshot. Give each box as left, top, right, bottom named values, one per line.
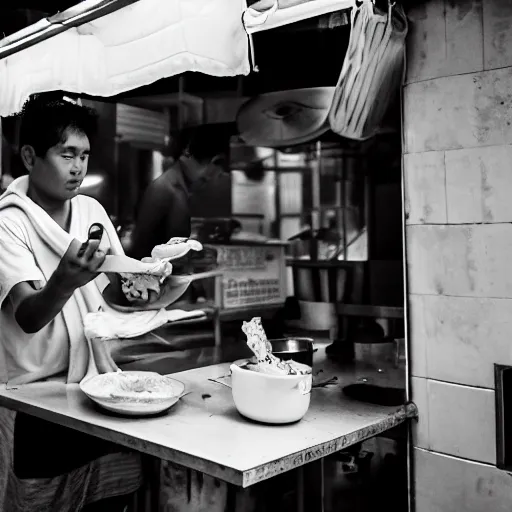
left=19, top=145, right=37, bottom=172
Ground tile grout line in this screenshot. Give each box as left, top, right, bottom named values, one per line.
left=412, top=375, right=494, bottom=392
left=406, top=221, right=512, bottom=227
left=404, top=63, right=512, bottom=87
left=404, top=145, right=512, bottom=158
left=409, top=291, right=512, bottom=301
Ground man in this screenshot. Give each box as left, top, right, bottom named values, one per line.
left=0, top=95, right=141, bottom=511
left=129, top=125, right=230, bottom=260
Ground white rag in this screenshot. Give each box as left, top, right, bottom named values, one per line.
left=83, top=309, right=206, bottom=341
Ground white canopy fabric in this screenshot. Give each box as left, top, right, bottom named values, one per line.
left=0, top=0, right=250, bottom=116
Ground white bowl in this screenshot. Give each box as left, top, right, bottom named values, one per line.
left=230, top=362, right=312, bottom=424
left=80, top=371, right=185, bottom=416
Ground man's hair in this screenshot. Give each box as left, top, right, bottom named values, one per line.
left=19, top=94, right=98, bottom=157
left=184, top=125, right=230, bottom=164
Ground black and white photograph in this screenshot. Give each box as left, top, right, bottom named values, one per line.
left=0, top=1, right=508, bottom=511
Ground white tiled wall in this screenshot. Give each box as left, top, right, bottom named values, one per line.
left=405, top=1, right=512, bottom=509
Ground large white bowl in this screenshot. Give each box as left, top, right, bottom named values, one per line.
left=230, top=361, right=312, bottom=424
left=80, top=371, right=185, bottom=416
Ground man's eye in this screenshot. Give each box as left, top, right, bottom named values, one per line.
left=80, top=155, right=89, bottom=162
left=62, top=155, right=73, bottom=160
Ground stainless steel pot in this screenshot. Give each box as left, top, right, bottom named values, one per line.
left=269, top=337, right=314, bottom=368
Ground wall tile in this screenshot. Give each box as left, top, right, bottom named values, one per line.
left=406, top=0, right=484, bottom=84
left=413, top=380, right=495, bottom=464
left=404, top=151, right=447, bottom=224
left=404, top=68, right=512, bottom=153
left=483, top=0, right=512, bottom=70
left=410, top=294, right=512, bottom=388
left=446, top=145, right=512, bottom=223
left=406, top=224, right=475, bottom=296
left=405, top=0, right=447, bottom=84
left=410, top=377, right=429, bottom=446
left=407, top=223, right=512, bottom=297
left=415, top=448, right=512, bottom=512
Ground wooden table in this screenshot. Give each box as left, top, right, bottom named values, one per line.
left=0, top=352, right=416, bottom=488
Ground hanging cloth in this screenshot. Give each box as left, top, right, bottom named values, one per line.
left=328, top=0, right=408, bottom=141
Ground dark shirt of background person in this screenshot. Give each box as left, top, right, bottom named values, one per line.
left=128, top=125, right=230, bottom=260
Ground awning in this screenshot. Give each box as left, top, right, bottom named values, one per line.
left=0, top=0, right=250, bottom=116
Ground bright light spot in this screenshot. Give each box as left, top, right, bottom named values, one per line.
left=82, top=175, right=103, bottom=188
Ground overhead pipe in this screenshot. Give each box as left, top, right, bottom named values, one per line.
left=0, top=0, right=141, bottom=61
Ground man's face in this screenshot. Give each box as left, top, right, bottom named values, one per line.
left=29, top=129, right=90, bottom=202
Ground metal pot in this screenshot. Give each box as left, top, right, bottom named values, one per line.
left=269, top=337, right=314, bottom=368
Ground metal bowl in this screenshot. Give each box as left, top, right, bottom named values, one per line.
left=269, top=337, right=314, bottom=368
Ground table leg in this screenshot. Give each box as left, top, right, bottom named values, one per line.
left=130, top=455, right=161, bottom=512
left=296, top=466, right=305, bottom=512
left=297, top=459, right=325, bottom=512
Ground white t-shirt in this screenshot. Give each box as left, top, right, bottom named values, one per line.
left=0, top=194, right=119, bottom=382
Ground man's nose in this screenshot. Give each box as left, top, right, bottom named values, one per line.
left=70, top=158, right=83, bottom=175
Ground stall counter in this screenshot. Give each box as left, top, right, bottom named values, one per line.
left=0, top=345, right=417, bottom=508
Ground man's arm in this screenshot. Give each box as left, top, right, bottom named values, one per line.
left=10, top=279, right=74, bottom=334
left=9, top=239, right=105, bottom=334
left=129, top=180, right=171, bottom=260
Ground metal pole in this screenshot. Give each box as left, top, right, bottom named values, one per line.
left=178, top=76, right=185, bottom=131
left=0, top=118, right=3, bottom=184
left=341, top=155, right=347, bottom=260
left=274, top=150, right=281, bottom=239
left=0, top=0, right=141, bottom=61
left=311, top=141, right=322, bottom=232
left=335, top=157, right=343, bottom=242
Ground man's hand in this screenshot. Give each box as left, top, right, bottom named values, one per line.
left=53, top=238, right=106, bottom=294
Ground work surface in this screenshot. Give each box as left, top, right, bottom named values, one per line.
left=0, top=347, right=416, bottom=487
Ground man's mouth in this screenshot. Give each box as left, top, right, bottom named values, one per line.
left=66, top=180, right=82, bottom=190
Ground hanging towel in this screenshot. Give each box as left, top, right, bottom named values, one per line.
left=328, top=0, right=408, bottom=141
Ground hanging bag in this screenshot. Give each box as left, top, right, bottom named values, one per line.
left=328, top=0, right=408, bottom=140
